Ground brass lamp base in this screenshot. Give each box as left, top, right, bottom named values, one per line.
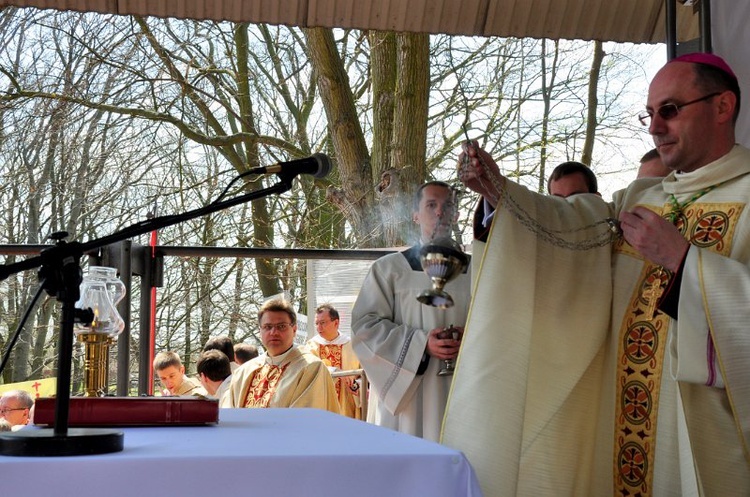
left=77, top=331, right=110, bottom=397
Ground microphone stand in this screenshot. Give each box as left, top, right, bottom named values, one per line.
left=0, top=174, right=297, bottom=456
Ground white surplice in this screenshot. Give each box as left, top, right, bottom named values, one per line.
left=351, top=245, right=471, bottom=442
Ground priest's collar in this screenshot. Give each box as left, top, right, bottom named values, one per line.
left=309, top=332, right=349, bottom=345
left=264, top=344, right=297, bottom=366
left=663, top=144, right=750, bottom=195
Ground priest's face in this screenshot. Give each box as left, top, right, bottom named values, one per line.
left=0, top=394, right=30, bottom=427
left=647, top=62, right=728, bottom=173
left=413, top=184, right=457, bottom=243
left=260, top=310, right=297, bottom=357
left=315, top=310, right=339, bottom=341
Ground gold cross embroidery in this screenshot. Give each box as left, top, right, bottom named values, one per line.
left=642, top=268, right=666, bottom=321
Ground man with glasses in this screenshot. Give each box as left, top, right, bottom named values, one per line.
left=445, top=53, right=750, bottom=496
left=306, top=304, right=361, bottom=418
left=224, top=298, right=339, bottom=412
left=0, top=389, right=33, bottom=430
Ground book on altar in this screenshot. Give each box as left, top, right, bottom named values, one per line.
left=33, top=396, right=220, bottom=427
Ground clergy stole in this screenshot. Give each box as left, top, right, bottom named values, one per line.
left=318, top=344, right=344, bottom=396
left=315, top=343, right=360, bottom=419
left=613, top=199, right=742, bottom=496
left=244, top=363, right=289, bottom=408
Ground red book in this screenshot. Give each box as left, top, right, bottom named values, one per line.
left=33, top=397, right=220, bottom=427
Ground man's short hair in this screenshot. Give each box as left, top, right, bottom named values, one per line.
left=547, top=161, right=598, bottom=194
left=640, top=148, right=660, bottom=163
left=203, top=336, right=235, bottom=362
left=153, top=351, right=183, bottom=372
left=412, top=181, right=452, bottom=212
left=258, top=298, right=297, bottom=325
left=234, top=343, right=259, bottom=364
left=315, top=303, right=340, bottom=321
left=677, top=56, right=742, bottom=123
left=1, top=389, right=33, bottom=409
left=196, top=350, right=232, bottom=382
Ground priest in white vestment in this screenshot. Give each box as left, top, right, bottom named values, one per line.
left=307, top=304, right=362, bottom=419
left=352, top=181, right=471, bottom=442
left=443, top=53, right=750, bottom=496
left=224, top=298, right=339, bottom=413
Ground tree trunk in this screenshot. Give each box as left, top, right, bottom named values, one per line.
left=234, top=24, right=282, bottom=297
left=369, top=31, right=396, bottom=179
left=581, top=41, right=604, bottom=167
left=391, top=33, right=429, bottom=187
left=304, top=28, right=379, bottom=247
left=389, top=33, right=429, bottom=244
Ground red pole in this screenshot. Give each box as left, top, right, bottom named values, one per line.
left=148, top=228, right=157, bottom=395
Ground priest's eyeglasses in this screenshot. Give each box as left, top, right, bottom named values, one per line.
left=261, top=323, right=292, bottom=332
left=638, top=92, right=721, bottom=126
left=0, top=407, right=27, bottom=415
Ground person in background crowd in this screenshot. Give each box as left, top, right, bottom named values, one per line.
left=153, top=351, right=206, bottom=397
left=0, top=389, right=33, bottom=429
left=224, top=298, right=339, bottom=412
left=547, top=161, right=600, bottom=197
left=637, top=147, right=672, bottom=179
left=307, top=304, right=362, bottom=419
left=203, top=335, right=238, bottom=372
left=197, top=349, right=232, bottom=402
left=234, top=343, right=259, bottom=366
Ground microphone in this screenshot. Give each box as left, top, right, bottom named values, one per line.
left=249, top=153, right=332, bottom=179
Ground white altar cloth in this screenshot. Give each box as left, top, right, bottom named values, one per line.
left=0, top=408, right=481, bottom=497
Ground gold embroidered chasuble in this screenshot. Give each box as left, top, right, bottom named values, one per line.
left=307, top=334, right=362, bottom=419
left=442, top=145, right=750, bottom=496
left=224, top=345, right=340, bottom=413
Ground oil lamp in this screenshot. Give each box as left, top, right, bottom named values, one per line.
left=74, top=266, right=126, bottom=397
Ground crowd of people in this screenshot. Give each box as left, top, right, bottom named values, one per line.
left=155, top=300, right=362, bottom=419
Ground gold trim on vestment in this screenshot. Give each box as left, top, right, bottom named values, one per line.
left=613, top=201, right=742, bottom=495
left=614, top=261, right=670, bottom=495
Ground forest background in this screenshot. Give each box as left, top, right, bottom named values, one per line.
left=0, top=7, right=661, bottom=389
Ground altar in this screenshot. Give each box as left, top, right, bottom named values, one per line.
left=0, top=407, right=482, bottom=497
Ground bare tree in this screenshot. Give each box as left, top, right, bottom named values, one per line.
left=0, top=9, right=658, bottom=386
